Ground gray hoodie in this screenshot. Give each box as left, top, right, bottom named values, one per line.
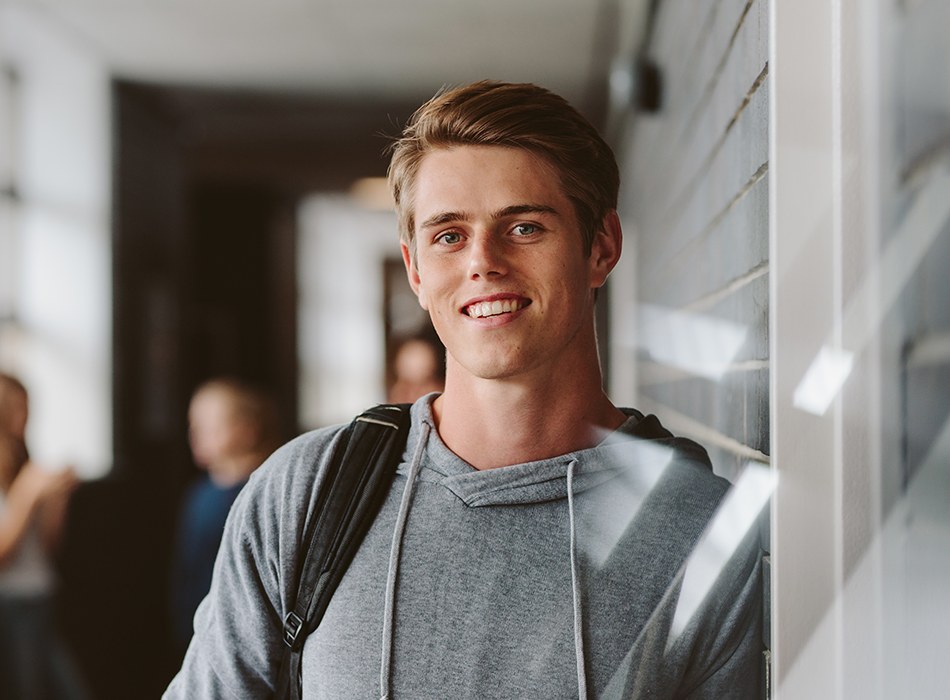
left=164, top=395, right=763, bottom=699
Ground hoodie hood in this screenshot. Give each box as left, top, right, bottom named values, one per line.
left=396, top=394, right=712, bottom=508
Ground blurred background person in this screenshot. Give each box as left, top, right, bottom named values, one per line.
left=0, top=372, right=30, bottom=444
left=169, top=377, right=282, bottom=659
left=0, top=372, right=87, bottom=699
left=387, top=334, right=445, bottom=404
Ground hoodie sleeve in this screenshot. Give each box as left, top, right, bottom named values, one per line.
left=675, top=510, right=766, bottom=700
left=597, top=443, right=765, bottom=700
left=163, top=427, right=345, bottom=699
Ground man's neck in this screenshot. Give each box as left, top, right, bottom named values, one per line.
left=432, top=372, right=626, bottom=471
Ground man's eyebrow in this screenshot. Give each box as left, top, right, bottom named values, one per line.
left=493, top=203, right=561, bottom=220
left=418, top=203, right=562, bottom=231
left=419, top=211, right=468, bottom=230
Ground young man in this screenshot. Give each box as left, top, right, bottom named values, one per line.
left=164, top=81, right=762, bottom=699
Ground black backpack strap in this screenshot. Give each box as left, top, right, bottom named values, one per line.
left=275, top=403, right=411, bottom=700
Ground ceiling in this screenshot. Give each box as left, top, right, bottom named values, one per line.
left=4, top=0, right=652, bottom=193
left=13, top=0, right=649, bottom=111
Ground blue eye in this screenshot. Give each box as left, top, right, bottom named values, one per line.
left=437, top=231, right=462, bottom=245
left=512, top=223, right=538, bottom=236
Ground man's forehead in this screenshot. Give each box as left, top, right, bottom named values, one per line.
left=412, top=146, right=569, bottom=224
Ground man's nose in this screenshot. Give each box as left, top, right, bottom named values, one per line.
left=467, top=233, right=507, bottom=280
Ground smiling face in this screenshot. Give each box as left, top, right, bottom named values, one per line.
left=403, top=145, right=620, bottom=385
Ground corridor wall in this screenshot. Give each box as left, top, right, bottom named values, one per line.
left=610, top=0, right=770, bottom=483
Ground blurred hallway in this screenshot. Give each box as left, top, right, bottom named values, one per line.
left=1, top=0, right=948, bottom=697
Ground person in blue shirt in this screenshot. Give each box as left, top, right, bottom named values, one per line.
left=169, top=377, right=281, bottom=657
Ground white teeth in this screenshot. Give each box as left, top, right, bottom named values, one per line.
left=467, top=299, right=522, bottom=318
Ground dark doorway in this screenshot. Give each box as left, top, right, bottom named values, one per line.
left=184, top=182, right=297, bottom=440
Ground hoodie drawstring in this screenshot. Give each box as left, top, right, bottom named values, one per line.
left=567, top=459, right=589, bottom=700
left=379, top=421, right=430, bottom=700
left=378, top=436, right=588, bottom=700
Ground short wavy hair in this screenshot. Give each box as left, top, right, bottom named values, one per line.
left=387, top=80, right=619, bottom=259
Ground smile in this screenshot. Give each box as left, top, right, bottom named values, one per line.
left=464, top=298, right=529, bottom=318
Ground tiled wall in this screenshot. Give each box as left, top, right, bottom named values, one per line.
left=892, top=0, right=950, bottom=491
left=616, top=0, right=769, bottom=482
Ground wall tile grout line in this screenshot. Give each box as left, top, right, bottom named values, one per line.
left=659, top=62, right=770, bottom=234
left=644, top=160, right=769, bottom=293
left=677, top=0, right=759, bottom=149
left=682, top=260, right=769, bottom=313
left=638, top=395, right=771, bottom=464
left=901, top=131, right=950, bottom=189
left=637, top=359, right=769, bottom=387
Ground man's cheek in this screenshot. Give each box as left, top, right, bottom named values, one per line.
left=416, top=287, right=430, bottom=311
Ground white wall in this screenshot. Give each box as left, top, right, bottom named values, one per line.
left=770, top=0, right=950, bottom=697
left=297, top=194, right=402, bottom=429
left=0, top=5, right=112, bottom=477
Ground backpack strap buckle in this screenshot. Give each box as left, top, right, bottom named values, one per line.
left=283, top=612, right=304, bottom=648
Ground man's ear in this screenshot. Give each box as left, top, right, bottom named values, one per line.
left=589, top=210, right=623, bottom=289
left=401, top=242, right=428, bottom=310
